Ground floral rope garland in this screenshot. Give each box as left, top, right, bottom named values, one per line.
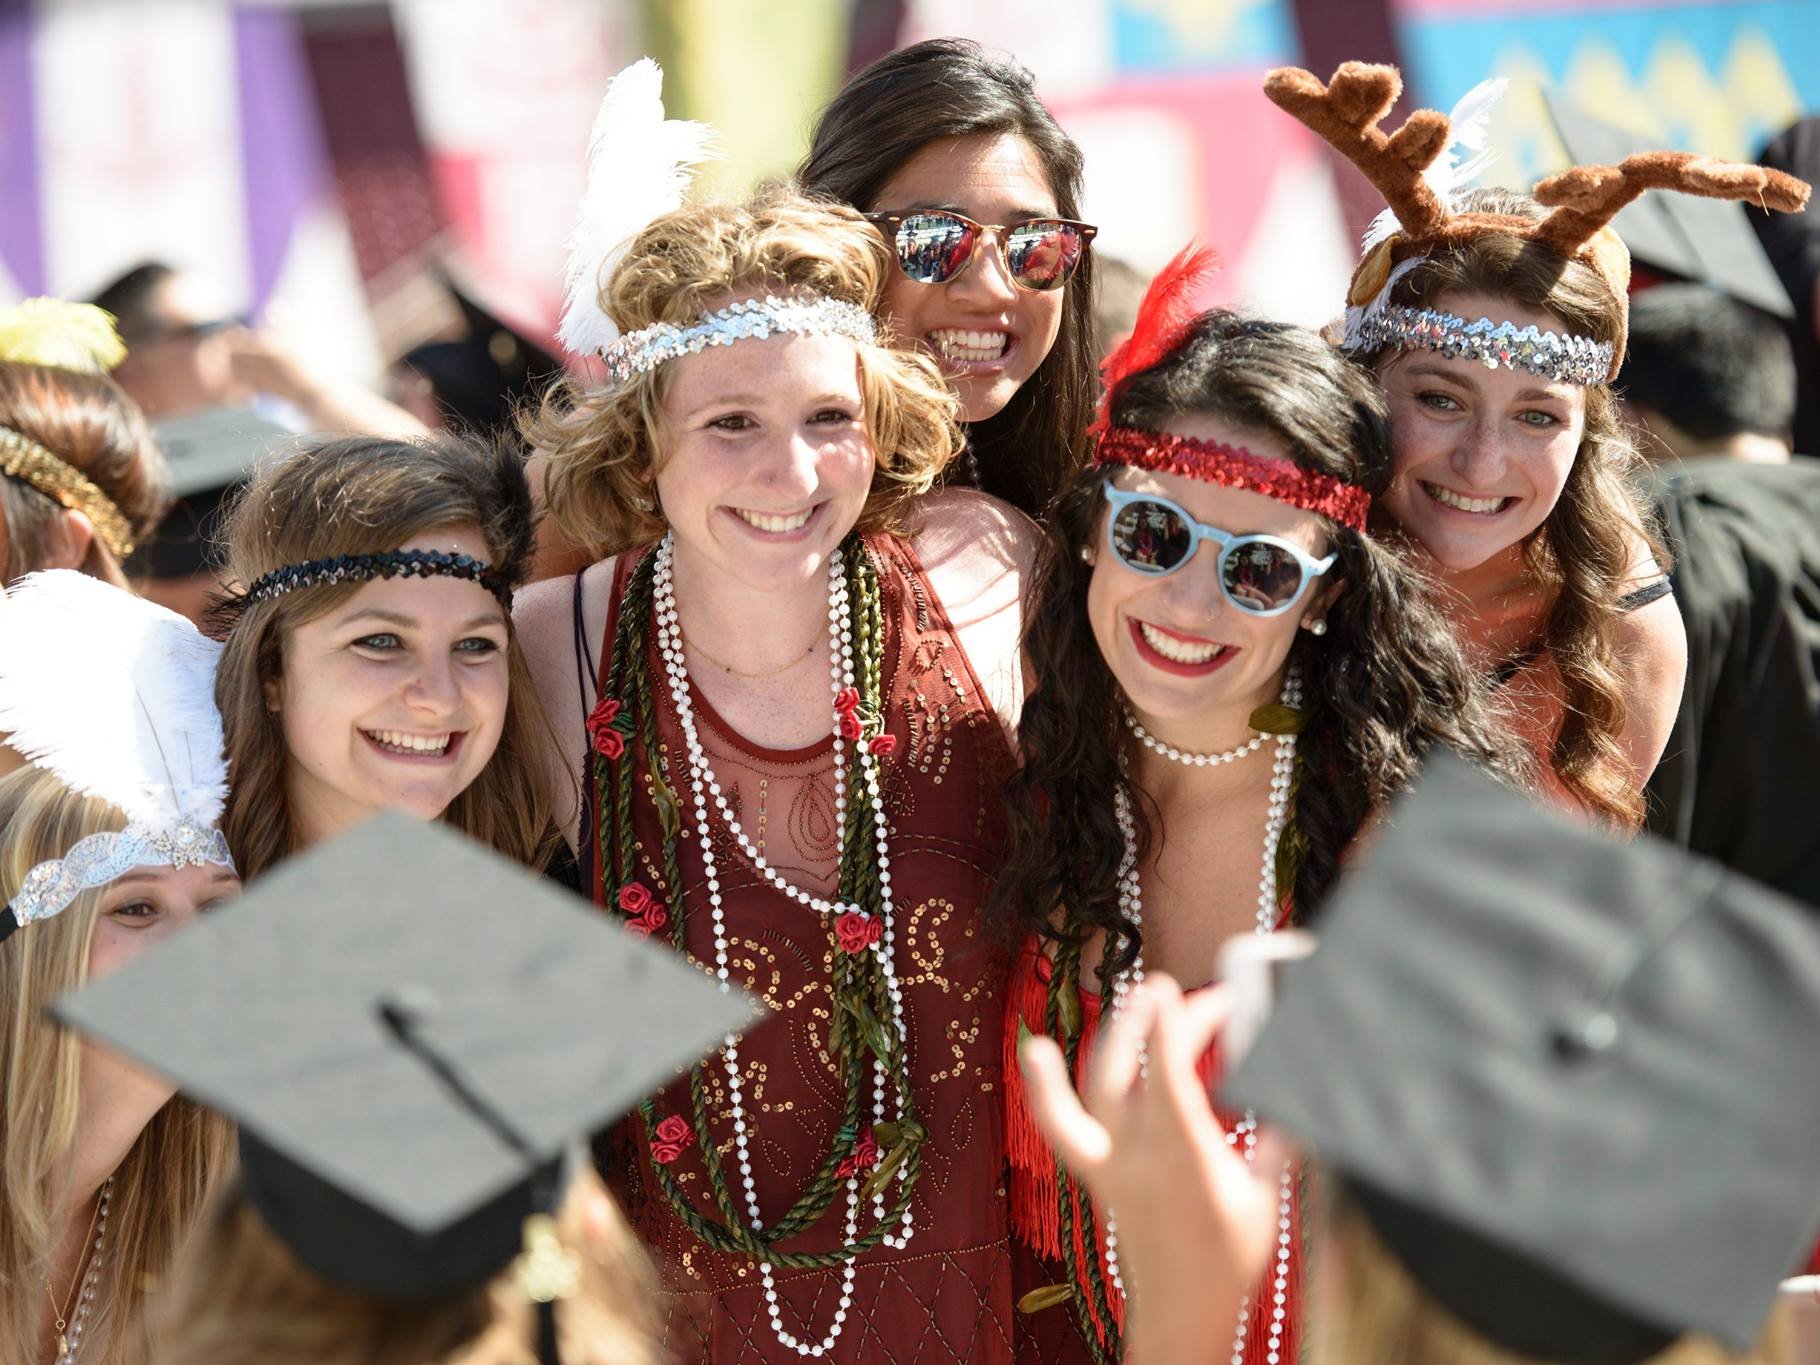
left=588, top=538, right=924, bottom=1270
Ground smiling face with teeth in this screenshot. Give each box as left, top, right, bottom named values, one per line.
left=869, top=132, right=1066, bottom=424
left=655, top=324, right=876, bottom=601
left=270, top=523, right=511, bottom=845
left=1087, top=419, right=1336, bottom=748
left=1377, top=291, right=1587, bottom=576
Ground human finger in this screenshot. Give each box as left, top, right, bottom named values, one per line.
left=1086, top=974, right=1169, bottom=1118
left=1020, top=1033, right=1112, bottom=1171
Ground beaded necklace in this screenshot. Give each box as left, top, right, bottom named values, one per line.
left=1044, top=671, right=1303, bottom=1365
left=590, top=534, right=918, bottom=1359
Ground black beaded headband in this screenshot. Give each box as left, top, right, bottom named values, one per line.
left=243, top=550, right=513, bottom=608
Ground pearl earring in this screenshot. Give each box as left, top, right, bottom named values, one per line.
left=1078, top=545, right=1094, bottom=563
left=1307, top=619, right=1328, bottom=637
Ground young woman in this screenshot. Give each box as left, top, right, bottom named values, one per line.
left=0, top=573, right=239, bottom=1365
left=0, top=299, right=170, bottom=590
left=516, top=184, right=1036, bottom=1361
left=210, top=433, right=554, bottom=878
left=799, top=36, right=1098, bottom=516
left=1261, top=62, right=1808, bottom=827
left=995, top=289, right=1517, bottom=1363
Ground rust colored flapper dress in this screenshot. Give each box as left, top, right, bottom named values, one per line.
left=575, top=535, right=1019, bottom=1364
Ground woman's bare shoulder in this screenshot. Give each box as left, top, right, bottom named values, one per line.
left=907, top=487, right=1042, bottom=582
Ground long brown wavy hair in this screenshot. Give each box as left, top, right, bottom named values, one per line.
left=993, top=312, right=1522, bottom=980
left=0, top=360, right=170, bottom=584
left=1375, top=187, right=1663, bottom=829
left=151, top=1167, right=661, bottom=1365
left=0, top=767, right=232, bottom=1365
left=798, top=36, right=1096, bottom=517
left=524, top=183, right=962, bottom=556
left=212, top=434, right=555, bottom=880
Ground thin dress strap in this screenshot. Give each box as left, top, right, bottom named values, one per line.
left=570, top=568, right=597, bottom=712
left=1617, top=577, right=1673, bottom=613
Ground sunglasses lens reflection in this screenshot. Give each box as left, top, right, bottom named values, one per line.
left=1006, top=221, right=1083, bottom=290
left=1110, top=501, right=1194, bottom=574
left=1223, top=541, right=1306, bottom=612
left=894, top=213, right=978, bottom=284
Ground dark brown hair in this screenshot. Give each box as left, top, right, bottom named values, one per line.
left=0, top=360, right=170, bottom=583
left=798, top=37, right=1096, bottom=517
left=1378, top=186, right=1662, bottom=828
left=213, top=434, right=555, bottom=880
left=994, top=312, right=1521, bottom=977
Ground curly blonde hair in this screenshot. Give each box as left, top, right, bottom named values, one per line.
left=525, top=184, right=964, bottom=555
left=1373, top=187, right=1665, bottom=829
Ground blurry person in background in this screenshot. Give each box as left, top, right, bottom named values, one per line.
left=1623, top=283, right=1820, bottom=907
left=90, top=261, right=425, bottom=623
left=388, top=278, right=565, bottom=438
left=1089, top=255, right=1150, bottom=365
left=800, top=37, right=1099, bottom=519
left=1623, top=284, right=1796, bottom=467
left=1749, top=119, right=1820, bottom=458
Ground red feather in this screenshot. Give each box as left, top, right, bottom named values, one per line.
left=1091, top=243, right=1220, bottom=437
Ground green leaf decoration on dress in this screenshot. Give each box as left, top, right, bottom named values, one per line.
left=1056, top=975, right=1083, bottom=1039
left=1017, top=1284, right=1076, bottom=1314
left=650, top=767, right=682, bottom=842
left=1249, top=701, right=1308, bottom=735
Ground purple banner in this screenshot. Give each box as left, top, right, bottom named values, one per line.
left=231, top=3, right=323, bottom=313
left=0, top=0, right=45, bottom=295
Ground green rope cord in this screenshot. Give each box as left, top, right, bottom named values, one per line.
left=597, top=536, right=922, bottom=1270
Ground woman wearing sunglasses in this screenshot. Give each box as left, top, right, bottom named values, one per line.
left=993, top=273, right=1516, bottom=1365
left=800, top=37, right=1097, bottom=516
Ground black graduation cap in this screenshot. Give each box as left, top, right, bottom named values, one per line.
left=52, top=812, right=757, bottom=1313
left=1544, top=92, right=1798, bottom=318
left=1224, top=753, right=1820, bottom=1364
left=129, top=408, right=295, bottom=581
left=399, top=276, right=564, bottom=434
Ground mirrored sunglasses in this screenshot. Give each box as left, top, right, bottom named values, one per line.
left=1102, top=482, right=1335, bottom=618
left=865, top=210, right=1096, bottom=292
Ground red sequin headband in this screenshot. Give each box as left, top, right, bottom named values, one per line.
left=1093, top=426, right=1372, bottom=533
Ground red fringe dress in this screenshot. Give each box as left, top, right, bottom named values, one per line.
left=580, top=537, right=1022, bottom=1364
left=1005, top=938, right=1307, bottom=1365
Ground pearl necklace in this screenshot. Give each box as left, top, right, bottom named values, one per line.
left=1123, top=708, right=1267, bottom=767
left=1102, top=669, right=1301, bottom=1365
left=51, top=1177, right=110, bottom=1365
left=652, top=534, right=912, bottom=1358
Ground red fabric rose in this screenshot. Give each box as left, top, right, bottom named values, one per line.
left=834, top=687, right=860, bottom=715
left=637, top=902, right=668, bottom=935
left=868, top=733, right=897, bottom=755
left=838, top=710, right=865, bottom=741
left=586, top=697, right=627, bottom=759
left=834, top=911, right=883, bottom=954
left=836, top=1127, right=881, bottom=1179
left=618, top=881, right=654, bottom=914
left=650, top=1114, right=693, bottom=1165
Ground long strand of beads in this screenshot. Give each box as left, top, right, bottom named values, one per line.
left=1123, top=707, right=1268, bottom=768
left=652, top=535, right=912, bottom=1358
left=1099, top=670, right=1302, bottom=1365
left=57, top=1177, right=111, bottom=1365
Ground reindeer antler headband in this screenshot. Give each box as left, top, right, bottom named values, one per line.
left=1264, top=62, right=1811, bottom=381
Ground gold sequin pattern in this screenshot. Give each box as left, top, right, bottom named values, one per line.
left=0, top=425, right=135, bottom=558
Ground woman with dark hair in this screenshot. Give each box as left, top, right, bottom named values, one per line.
left=799, top=37, right=1097, bottom=516
left=0, top=300, right=170, bottom=589
left=1259, top=63, right=1814, bottom=827
left=211, top=433, right=555, bottom=880
left=995, top=273, right=1518, bottom=1363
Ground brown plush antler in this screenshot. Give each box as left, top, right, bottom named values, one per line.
left=1263, top=63, right=1454, bottom=241
left=1533, top=151, right=1812, bottom=256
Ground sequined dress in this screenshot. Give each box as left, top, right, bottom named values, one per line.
left=578, top=535, right=1018, bottom=1364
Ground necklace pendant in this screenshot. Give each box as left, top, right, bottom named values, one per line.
left=57, top=1334, right=71, bottom=1361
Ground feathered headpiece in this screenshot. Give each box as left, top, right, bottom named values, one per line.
left=1091, top=244, right=1371, bottom=531
left=557, top=58, right=718, bottom=357
left=0, top=571, right=234, bottom=943
left=0, top=297, right=127, bottom=374
left=1264, top=62, right=1812, bottom=380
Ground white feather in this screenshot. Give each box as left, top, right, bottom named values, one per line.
left=1361, top=77, right=1508, bottom=253
left=0, top=571, right=227, bottom=832
left=557, top=58, right=719, bottom=357
left=1342, top=255, right=1426, bottom=351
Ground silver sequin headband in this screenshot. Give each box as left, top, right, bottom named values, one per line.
left=1, top=820, right=234, bottom=944
left=600, top=294, right=878, bottom=386
left=1345, top=303, right=1614, bottom=387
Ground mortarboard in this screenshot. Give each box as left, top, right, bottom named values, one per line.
left=52, top=812, right=758, bottom=1320
left=399, top=274, right=564, bottom=435
left=1544, top=93, right=1798, bottom=319
left=1224, top=752, right=1820, bottom=1363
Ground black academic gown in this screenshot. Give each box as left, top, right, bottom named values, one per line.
left=1646, top=456, right=1820, bottom=909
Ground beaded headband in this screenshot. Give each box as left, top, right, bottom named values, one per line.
left=1355, top=303, right=1614, bottom=386
left=0, top=425, right=136, bottom=558
left=600, top=295, right=878, bottom=386
left=1, top=822, right=233, bottom=945
left=1095, top=426, right=1372, bottom=532
left=241, top=550, right=513, bottom=608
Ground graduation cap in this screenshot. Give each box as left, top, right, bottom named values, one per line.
left=1224, top=752, right=1820, bottom=1363
left=129, top=407, right=295, bottom=581
left=1544, top=93, right=1798, bottom=318
left=52, top=812, right=757, bottom=1351
left=399, top=276, right=564, bottom=434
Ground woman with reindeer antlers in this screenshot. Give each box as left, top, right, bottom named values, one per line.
left=1266, top=61, right=1809, bottom=828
